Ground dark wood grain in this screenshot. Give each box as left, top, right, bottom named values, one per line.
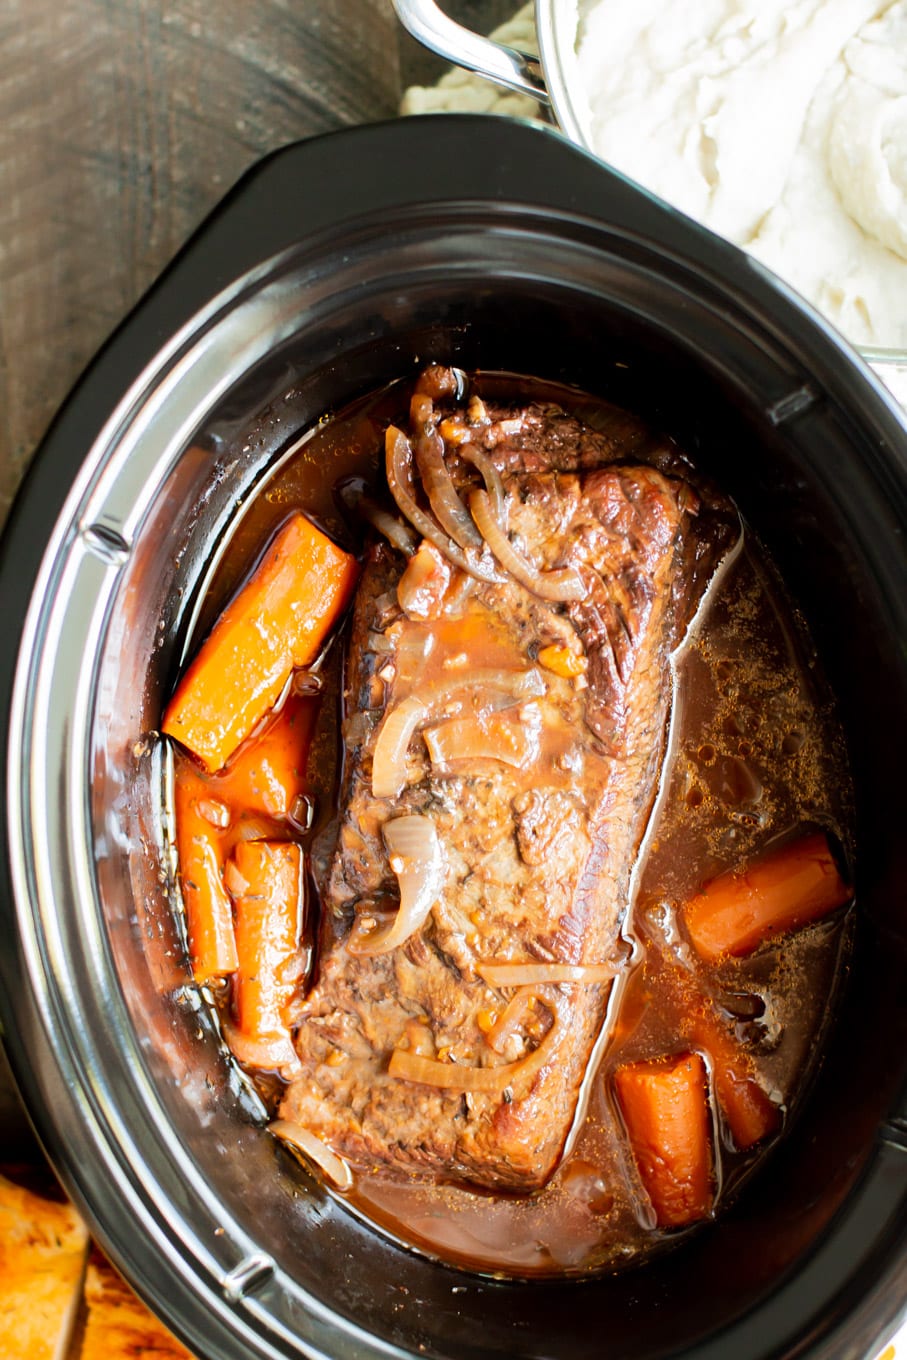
left=0, top=0, right=402, bottom=528
left=397, top=0, right=522, bottom=87
left=0, top=0, right=514, bottom=1140
left=0, top=0, right=405, bottom=1146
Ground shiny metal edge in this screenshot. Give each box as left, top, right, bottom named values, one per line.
left=3, top=246, right=428, bottom=1360
left=392, top=0, right=548, bottom=100
left=4, top=177, right=906, bottom=1357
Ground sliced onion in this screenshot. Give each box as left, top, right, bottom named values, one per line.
left=223, top=859, right=250, bottom=896
left=423, top=707, right=536, bottom=771
left=429, top=665, right=544, bottom=707
left=477, top=962, right=616, bottom=987
left=486, top=416, right=525, bottom=442
left=360, top=496, right=418, bottom=558
left=443, top=569, right=476, bottom=616
left=386, top=427, right=501, bottom=583
left=485, top=987, right=542, bottom=1056
left=222, top=1020, right=301, bottom=1078
left=347, top=815, right=444, bottom=956
left=397, top=540, right=451, bottom=622
left=269, top=1119, right=353, bottom=1191
left=410, top=392, right=434, bottom=426
left=371, top=668, right=546, bottom=798
left=371, top=695, right=428, bottom=798
left=467, top=395, right=489, bottom=425
left=394, top=627, right=435, bottom=687
left=388, top=1013, right=560, bottom=1093
left=233, top=814, right=281, bottom=844
left=338, top=480, right=417, bottom=558
left=197, top=796, right=231, bottom=830
left=470, top=489, right=588, bottom=602
left=415, top=430, right=483, bottom=550
left=460, top=443, right=505, bottom=518
left=288, top=793, right=315, bottom=833
left=367, top=631, right=396, bottom=656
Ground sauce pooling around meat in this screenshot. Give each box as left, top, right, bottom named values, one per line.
left=163, top=369, right=853, bottom=1277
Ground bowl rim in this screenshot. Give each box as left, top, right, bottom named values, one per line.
left=534, top=1, right=907, bottom=372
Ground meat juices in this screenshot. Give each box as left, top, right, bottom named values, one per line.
left=280, top=379, right=737, bottom=1191
left=163, top=365, right=855, bottom=1274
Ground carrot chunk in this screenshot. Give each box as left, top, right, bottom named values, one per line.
left=614, top=1053, right=712, bottom=1228
left=683, top=832, right=851, bottom=962
left=230, top=840, right=304, bottom=1049
left=216, top=693, right=317, bottom=821
left=536, top=644, right=586, bottom=679
left=163, top=514, right=357, bottom=772
left=687, top=1005, right=779, bottom=1149
left=173, top=760, right=238, bottom=985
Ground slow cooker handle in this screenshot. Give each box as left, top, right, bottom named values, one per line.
left=392, top=0, right=550, bottom=103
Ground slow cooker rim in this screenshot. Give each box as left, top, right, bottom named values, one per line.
left=0, top=116, right=902, bottom=1360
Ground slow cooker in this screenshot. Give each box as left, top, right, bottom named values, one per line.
left=0, top=115, right=905, bottom=1360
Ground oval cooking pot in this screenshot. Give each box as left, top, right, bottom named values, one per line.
left=0, top=116, right=905, bottom=1360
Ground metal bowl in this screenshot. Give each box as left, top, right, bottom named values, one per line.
left=392, top=0, right=907, bottom=400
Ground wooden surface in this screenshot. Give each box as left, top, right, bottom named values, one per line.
left=0, top=1, right=521, bottom=529
left=0, top=0, right=405, bottom=529
left=0, top=0, right=514, bottom=1128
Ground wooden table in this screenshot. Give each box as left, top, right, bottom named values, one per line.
left=0, top=0, right=515, bottom=1134
left=0, top=0, right=393, bottom=526
left=0, top=0, right=519, bottom=529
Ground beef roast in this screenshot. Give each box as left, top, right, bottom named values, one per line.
left=280, top=372, right=735, bottom=1192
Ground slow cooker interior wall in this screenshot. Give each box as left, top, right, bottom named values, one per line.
left=91, top=274, right=906, bottom=1359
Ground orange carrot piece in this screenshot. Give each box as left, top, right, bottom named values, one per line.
left=163, top=514, right=358, bottom=772
left=230, top=839, right=304, bottom=1046
left=173, top=760, right=238, bottom=985
left=536, top=644, right=586, bottom=679
left=683, top=832, right=851, bottom=962
left=615, top=1053, right=712, bottom=1228
left=216, top=693, right=317, bottom=821
left=687, top=1006, right=779, bottom=1150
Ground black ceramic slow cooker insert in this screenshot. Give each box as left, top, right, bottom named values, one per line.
left=0, top=116, right=905, bottom=1360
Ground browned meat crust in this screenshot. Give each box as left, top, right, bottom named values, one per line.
left=280, top=377, right=735, bottom=1192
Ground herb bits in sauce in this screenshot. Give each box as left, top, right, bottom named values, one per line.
left=161, top=367, right=854, bottom=1275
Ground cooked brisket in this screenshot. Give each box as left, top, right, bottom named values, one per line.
left=280, top=374, right=734, bottom=1191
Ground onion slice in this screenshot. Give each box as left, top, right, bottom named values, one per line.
left=397, top=540, right=451, bottom=622
left=360, top=496, right=418, bottom=558
left=477, top=962, right=616, bottom=987
left=347, top=815, right=443, bottom=955
left=221, top=1020, right=302, bottom=1079
left=338, top=480, right=417, bottom=558
left=460, top=443, right=505, bottom=518
left=386, top=427, right=501, bottom=583
left=269, top=1119, right=353, bottom=1191
left=371, top=667, right=546, bottom=798
left=423, top=706, right=537, bottom=771
left=470, top=489, right=588, bottom=602
left=389, top=1013, right=560, bottom=1092
left=371, top=695, right=428, bottom=798
left=415, top=430, right=483, bottom=551
left=485, top=986, right=542, bottom=1056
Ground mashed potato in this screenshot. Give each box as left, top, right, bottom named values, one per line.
left=574, top=0, right=907, bottom=348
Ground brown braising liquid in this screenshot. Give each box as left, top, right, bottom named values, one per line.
left=176, top=373, right=853, bottom=1277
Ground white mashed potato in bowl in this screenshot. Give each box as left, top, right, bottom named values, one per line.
left=565, top=0, right=907, bottom=352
